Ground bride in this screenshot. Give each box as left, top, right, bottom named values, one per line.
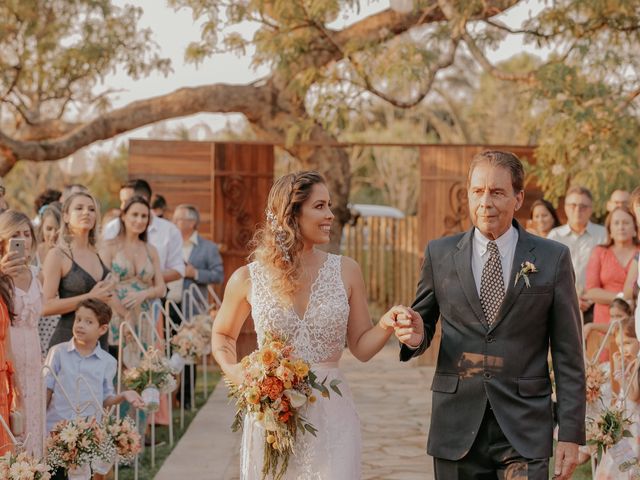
left=212, top=170, right=404, bottom=479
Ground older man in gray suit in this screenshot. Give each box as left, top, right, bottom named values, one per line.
left=395, top=151, right=585, bottom=480
left=169, top=204, right=224, bottom=408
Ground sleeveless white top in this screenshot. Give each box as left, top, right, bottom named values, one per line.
left=248, top=253, right=350, bottom=364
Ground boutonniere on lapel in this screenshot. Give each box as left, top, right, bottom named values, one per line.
left=514, top=261, right=538, bottom=287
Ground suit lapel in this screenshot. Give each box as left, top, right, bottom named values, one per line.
left=489, top=223, right=536, bottom=332
left=454, top=228, right=487, bottom=328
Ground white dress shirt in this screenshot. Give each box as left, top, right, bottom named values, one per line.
left=547, top=222, right=607, bottom=292
left=166, top=231, right=199, bottom=302
left=102, top=215, right=185, bottom=276
left=471, top=226, right=518, bottom=296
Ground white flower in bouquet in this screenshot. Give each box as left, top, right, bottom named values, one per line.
left=283, top=389, right=307, bottom=408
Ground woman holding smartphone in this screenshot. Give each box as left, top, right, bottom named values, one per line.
left=0, top=210, right=43, bottom=455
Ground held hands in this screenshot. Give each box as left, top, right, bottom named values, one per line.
left=380, top=305, right=424, bottom=348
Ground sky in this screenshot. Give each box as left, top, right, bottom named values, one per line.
left=69, top=0, right=548, bottom=168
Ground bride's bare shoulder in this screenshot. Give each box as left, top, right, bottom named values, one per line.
left=339, top=255, right=363, bottom=279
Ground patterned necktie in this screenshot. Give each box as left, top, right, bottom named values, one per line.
left=480, top=241, right=505, bottom=327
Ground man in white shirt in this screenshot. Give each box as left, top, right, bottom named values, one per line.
left=547, top=186, right=606, bottom=322
left=102, top=179, right=185, bottom=283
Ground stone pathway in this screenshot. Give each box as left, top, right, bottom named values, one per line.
left=155, top=341, right=435, bottom=479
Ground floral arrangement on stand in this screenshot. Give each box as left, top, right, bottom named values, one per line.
left=46, top=417, right=114, bottom=477
left=587, top=404, right=633, bottom=463
left=0, top=451, right=51, bottom=480
left=586, top=363, right=607, bottom=404
left=193, top=309, right=216, bottom=353
left=123, top=347, right=178, bottom=411
left=171, top=325, right=206, bottom=364
left=102, top=415, right=142, bottom=464
left=227, top=332, right=341, bottom=480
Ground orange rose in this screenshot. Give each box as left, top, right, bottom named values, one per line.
left=259, top=348, right=277, bottom=367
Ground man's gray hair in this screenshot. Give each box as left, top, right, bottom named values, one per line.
left=175, top=204, right=200, bottom=227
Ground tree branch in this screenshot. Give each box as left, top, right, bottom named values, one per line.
left=0, top=83, right=271, bottom=163
left=461, top=30, right=537, bottom=84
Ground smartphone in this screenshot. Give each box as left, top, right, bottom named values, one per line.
left=8, top=238, right=25, bottom=258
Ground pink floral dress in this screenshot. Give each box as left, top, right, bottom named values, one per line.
left=9, top=266, right=44, bottom=455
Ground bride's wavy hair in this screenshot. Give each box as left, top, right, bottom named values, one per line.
left=250, top=171, right=326, bottom=302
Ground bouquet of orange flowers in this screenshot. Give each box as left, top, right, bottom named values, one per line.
left=586, top=363, right=607, bottom=404
left=102, top=415, right=142, bottom=465
left=227, top=333, right=341, bottom=480
left=46, top=417, right=114, bottom=472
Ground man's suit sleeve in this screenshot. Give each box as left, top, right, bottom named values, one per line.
left=194, top=241, right=224, bottom=285
left=550, top=246, right=586, bottom=444
left=399, top=243, right=440, bottom=362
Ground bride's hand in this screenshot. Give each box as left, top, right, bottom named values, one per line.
left=395, top=308, right=424, bottom=348
left=378, top=305, right=403, bottom=331
left=226, top=363, right=245, bottom=386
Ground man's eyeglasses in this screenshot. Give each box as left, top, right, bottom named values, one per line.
left=565, top=203, right=591, bottom=210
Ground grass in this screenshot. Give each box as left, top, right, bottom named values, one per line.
left=110, top=364, right=221, bottom=480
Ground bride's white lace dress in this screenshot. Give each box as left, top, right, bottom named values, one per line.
left=241, top=253, right=361, bottom=479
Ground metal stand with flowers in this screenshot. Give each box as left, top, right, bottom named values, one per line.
left=584, top=318, right=640, bottom=478
left=117, top=320, right=178, bottom=479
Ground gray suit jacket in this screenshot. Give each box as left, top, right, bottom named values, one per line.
left=400, top=221, right=585, bottom=461
left=184, top=234, right=224, bottom=306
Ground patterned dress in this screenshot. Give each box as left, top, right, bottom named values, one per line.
left=108, top=248, right=155, bottom=352
left=10, top=266, right=44, bottom=455
left=241, top=253, right=361, bottom=479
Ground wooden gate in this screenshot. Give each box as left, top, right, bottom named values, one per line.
left=129, top=139, right=274, bottom=358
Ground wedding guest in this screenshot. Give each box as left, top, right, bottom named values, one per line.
left=45, top=298, right=144, bottom=479
left=588, top=301, right=640, bottom=479
left=100, top=196, right=165, bottom=358
left=0, top=211, right=44, bottom=455
left=32, top=189, right=61, bottom=228
left=34, top=204, right=62, bottom=356
left=151, top=194, right=168, bottom=218
left=103, top=179, right=184, bottom=283
left=624, top=187, right=640, bottom=338
left=584, top=207, right=639, bottom=328
left=0, top=177, right=8, bottom=211
left=606, top=189, right=630, bottom=213
left=59, top=183, right=88, bottom=203
left=42, top=192, right=113, bottom=350
left=548, top=186, right=607, bottom=323
left=167, top=204, right=223, bottom=408
left=34, top=203, right=61, bottom=269
left=527, top=199, right=561, bottom=237
left=0, top=267, right=19, bottom=454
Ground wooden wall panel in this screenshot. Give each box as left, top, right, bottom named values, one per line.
left=130, top=140, right=275, bottom=360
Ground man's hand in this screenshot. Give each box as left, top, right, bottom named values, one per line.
left=394, top=308, right=424, bottom=348
left=185, top=263, right=197, bottom=279
left=553, top=441, right=578, bottom=479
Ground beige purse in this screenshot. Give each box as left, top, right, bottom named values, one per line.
left=9, top=411, right=24, bottom=436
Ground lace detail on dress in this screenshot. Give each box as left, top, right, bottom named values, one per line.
left=248, top=254, right=349, bottom=364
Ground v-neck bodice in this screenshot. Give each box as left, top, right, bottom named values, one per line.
left=248, top=253, right=350, bottom=364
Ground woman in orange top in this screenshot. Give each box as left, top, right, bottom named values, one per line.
left=0, top=271, right=18, bottom=454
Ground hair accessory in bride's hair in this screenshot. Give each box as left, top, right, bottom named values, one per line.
left=266, top=210, right=291, bottom=263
